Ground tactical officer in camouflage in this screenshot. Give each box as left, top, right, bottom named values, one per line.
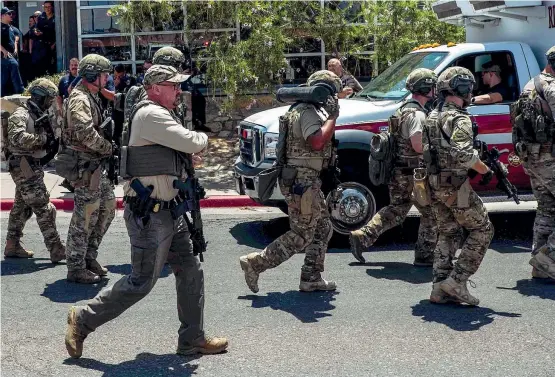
left=4, top=78, right=65, bottom=262
left=423, top=67, right=494, bottom=306
left=124, top=46, right=187, bottom=127
left=239, top=70, right=341, bottom=293
left=350, top=68, right=439, bottom=266
left=519, top=46, right=555, bottom=280
left=61, top=54, right=116, bottom=284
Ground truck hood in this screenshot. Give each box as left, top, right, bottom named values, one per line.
left=243, top=97, right=403, bottom=134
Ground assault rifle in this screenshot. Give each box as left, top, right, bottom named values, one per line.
left=471, top=122, right=519, bottom=204
left=27, top=102, right=59, bottom=165
left=100, top=116, right=119, bottom=185
left=173, top=171, right=207, bottom=262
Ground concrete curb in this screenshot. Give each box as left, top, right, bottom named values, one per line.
left=0, top=196, right=260, bottom=211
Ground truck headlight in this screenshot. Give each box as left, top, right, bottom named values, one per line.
left=264, top=132, right=279, bottom=159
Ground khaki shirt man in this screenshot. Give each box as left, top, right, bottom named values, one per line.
left=65, top=65, right=228, bottom=360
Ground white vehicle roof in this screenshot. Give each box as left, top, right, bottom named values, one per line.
left=433, top=0, right=555, bottom=67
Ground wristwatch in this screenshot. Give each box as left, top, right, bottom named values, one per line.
left=471, top=97, right=476, bottom=104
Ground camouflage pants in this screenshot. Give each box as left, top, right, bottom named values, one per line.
left=356, top=170, right=437, bottom=260
left=66, top=173, right=116, bottom=271
left=248, top=174, right=333, bottom=282
left=524, top=154, right=555, bottom=258
left=6, top=160, right=62, bottom=250
left=431, top=186, right=494, bottom=283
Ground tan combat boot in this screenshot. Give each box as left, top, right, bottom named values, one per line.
left=532, top=267, right=549, bottom=279
left=65, top=306, right=86, bottom=358
left=239, top=254, right=260, bottom=293
left=4, top=240, right=34, bottom=258
left=349, top=230, right=366, bottom=263
left=49, top=242, right=66, bottom=263
left=430, top=282, right=461, bottom=304
left=176, top=336, right=229, bottom=356
left=438, top=277, right=479, bottom=306
left=86, top=259, right=108, bottom=276
left=67, top=269, right=101, bottom=284
left=529, top=248, right=555, bottom=280
left=299, top=278, right=337, bottom=292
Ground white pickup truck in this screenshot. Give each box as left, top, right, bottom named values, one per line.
left=233, top=0, right=555, bottom=234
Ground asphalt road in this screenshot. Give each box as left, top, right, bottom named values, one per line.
left=1, top=207, right=554, bottom=377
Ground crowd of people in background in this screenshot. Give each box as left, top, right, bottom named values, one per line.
left=1, top=1, right=56, bottom=96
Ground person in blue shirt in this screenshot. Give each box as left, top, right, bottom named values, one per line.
left=56, top=57, right=79, bottom=113
left=1, top=7, right=24, bottom=95
left=136, top=58, right=152, bottom=85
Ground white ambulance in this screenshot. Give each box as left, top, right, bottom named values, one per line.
left=233, top=0, right=555, bottom=234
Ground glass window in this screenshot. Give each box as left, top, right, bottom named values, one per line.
left=285, top=36, right=321, bottom=54
left=80, top=9, right=122, bottom=35
left=281, top=56, right=323, bottom=85
left=80, top=1, right=124, bottom=6
left=326, top=54, right=374, bottom=83
left=357, top=52, right=447, bottom=101
left=81, top=36, right=132, bottom=62
left=135, top=34, right=187, bottom=60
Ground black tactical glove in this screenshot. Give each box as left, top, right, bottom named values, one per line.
left=323, top=95, right=340, bottom=119
left=479, top=169, right=494, bottom=185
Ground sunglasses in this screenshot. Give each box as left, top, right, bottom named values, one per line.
left=157, top=82, right=181, bottom=90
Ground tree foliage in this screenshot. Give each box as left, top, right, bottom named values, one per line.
left=110, top=0, right=464, bottom=113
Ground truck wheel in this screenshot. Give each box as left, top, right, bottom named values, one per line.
left=325, top=181, right=378, bottom=235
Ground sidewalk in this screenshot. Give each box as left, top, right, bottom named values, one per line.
left=0, top=169, right=258, bottom=211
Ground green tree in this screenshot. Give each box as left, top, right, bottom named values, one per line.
left=109, top=0, right=464, bottom=113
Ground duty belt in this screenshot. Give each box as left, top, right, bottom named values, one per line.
left=124, top=193, right=187, bottom=213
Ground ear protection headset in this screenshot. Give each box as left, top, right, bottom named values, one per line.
left=412, top=77, right=436, bottom=96
left=449, top=74, right=474, bottom=97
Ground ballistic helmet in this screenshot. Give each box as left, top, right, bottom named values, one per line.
left=78, top=54, right=112, bottom=83
left=152, top=47, right=185, bottom=69
left=306, top=70, right=342, bottom=96
left=437, top=66, right=476, bottom=98
left=405, top=68, right=437, bottom=95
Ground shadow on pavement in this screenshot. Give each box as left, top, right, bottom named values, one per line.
left=1, top=257, right=57, bottom=276
left=41, top=278, right=109, bottom=303
left=363, top=262, right=432, bottom=284
left=105, top=263, right=171, bottom=278
left=238, top=290, right=338, bottom=323
left=64, top=353, right=201, bottom=377
left=229, top=217, right=289, bottom=250
left=411, top=299, right=521, bottom=331
left=497, top=278, right=555, bottom=300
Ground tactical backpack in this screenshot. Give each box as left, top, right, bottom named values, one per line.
left=511, top=76, right=554, bottom=145
left=368, top=116, right=397, bottom=186
left=256, top=108, right=291, bottom=202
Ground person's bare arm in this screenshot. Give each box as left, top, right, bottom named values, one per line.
left=307, top=117, right=336, bottom=151
left=56, top=96, right=63, bottom=116
left=410, top=132, right=423, bottom=153
left=14, top=35, right=19, bottom=56
left=100, top=88, right=115, bottom=101
left=472, top=92, right=503, bottom=105
left=1, top=46, right=12, bottom=58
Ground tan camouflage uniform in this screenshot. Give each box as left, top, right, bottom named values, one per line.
left=353, top=100, right=437, bottom=264
left=525, top=46, right=555, bottom=278
left=426, top=100, right=494, bottom=287
left=64, top=81, right=116, bottom=279
left=240, top=70, right=341, bottom=292
left=5, top=99, right=65, bottom=261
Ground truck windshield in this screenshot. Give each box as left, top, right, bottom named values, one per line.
left=357, top=52, right=448, bottom=101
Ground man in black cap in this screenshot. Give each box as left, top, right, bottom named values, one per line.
left=1, top=7, right=24, bottom=95
left=472, top=61, right=509, bottom=105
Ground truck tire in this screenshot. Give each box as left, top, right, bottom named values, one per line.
left=324, top=149, right=389, bottom=236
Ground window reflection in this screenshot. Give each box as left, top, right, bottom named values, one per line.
left=80, top=9, right=121, bottom=34
left=82, top=37, right=131, bottom=62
